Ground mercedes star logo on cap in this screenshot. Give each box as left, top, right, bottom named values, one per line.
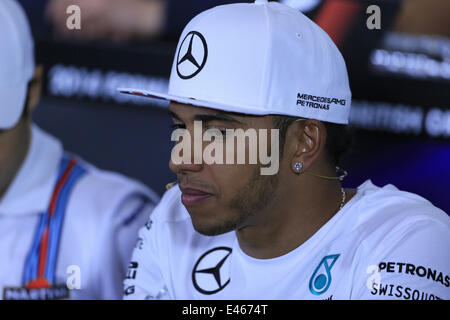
left=192, top=247, right=232, bottom=295
left=176, top=31, right=208, bottom=80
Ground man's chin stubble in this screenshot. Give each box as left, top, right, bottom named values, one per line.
left=191, top=169, right=279, bottom=237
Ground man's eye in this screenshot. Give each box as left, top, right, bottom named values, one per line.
left=205, top=126, right=228, bottom=135
left=170, top=123, right=186, bottom=130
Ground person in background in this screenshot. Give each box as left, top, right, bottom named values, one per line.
left=394, top=0, right=450, bottom=37
left=0, top=0, right=159, bottom=300
left=17, top=0, right=253, bottom=42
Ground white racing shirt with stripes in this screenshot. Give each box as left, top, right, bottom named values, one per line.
left=123, top=180, right=449, bottom=300
left=0, top=125, right=159, bottom=300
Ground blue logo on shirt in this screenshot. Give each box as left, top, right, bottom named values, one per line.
left=309, top=254, right=340, bottom=295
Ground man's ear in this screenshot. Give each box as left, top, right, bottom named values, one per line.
left=26, top=65, right=44, bottom=113
left=290, top=119, right=327, bottom=173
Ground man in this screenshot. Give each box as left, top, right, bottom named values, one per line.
left=0, top=0, right=158, bottom=300
left=120, top=0, right=449, bottom=299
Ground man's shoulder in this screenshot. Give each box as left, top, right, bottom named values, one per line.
left=63, top=155, right=159, bottom=223
left=349, top=180, right=450, bottom=257
left=73, top=156, right=158, bottom=203
left=353, top=180, right=449, bottom=230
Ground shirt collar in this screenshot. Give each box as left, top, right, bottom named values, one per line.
left=0, top=124, right=63, bottom=216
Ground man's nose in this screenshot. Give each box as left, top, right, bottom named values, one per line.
left=169, top=157, right=203, bottom=174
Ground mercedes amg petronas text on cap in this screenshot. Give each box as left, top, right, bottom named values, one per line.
left=118, top=0, right=352, bottom=124
left=0, top=0, right=35, bottom=130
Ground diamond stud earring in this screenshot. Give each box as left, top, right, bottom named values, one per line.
left=293, top=162, right=303, bottom=173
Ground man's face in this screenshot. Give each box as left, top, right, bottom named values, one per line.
left=168, top=102, right=281, bottom=236
left=0, top=116, right=31, bottom=199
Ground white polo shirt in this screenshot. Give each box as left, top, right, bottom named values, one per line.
left=124, top=180, right=449, bottom=300
left=0, top=125, right=159, bottom=300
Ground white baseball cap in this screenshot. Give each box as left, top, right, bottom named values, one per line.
left=119, top=0, right=351, bottom=124
left=0, top=0, right=35, bottom=130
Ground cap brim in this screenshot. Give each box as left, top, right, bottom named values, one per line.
left=117, top=88, right=270, bottom=116
left=0, top=83, right=27, bottom=130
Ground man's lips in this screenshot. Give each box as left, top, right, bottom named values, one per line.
left=179, top=186, right=213, bottom=206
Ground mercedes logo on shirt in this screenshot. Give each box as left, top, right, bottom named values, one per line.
left=176, top=31, right=208, bottom=80
left=192, top=247, right=232, bottom=295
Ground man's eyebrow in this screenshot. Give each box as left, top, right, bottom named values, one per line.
left=193, top=113, right=242, bottom=124
left=168, top=110, right=181, bottom=121
left=168, top=110, right=242, bottom=124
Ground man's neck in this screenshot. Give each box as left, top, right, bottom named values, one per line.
left=235, top=176, right=353, bottom=260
